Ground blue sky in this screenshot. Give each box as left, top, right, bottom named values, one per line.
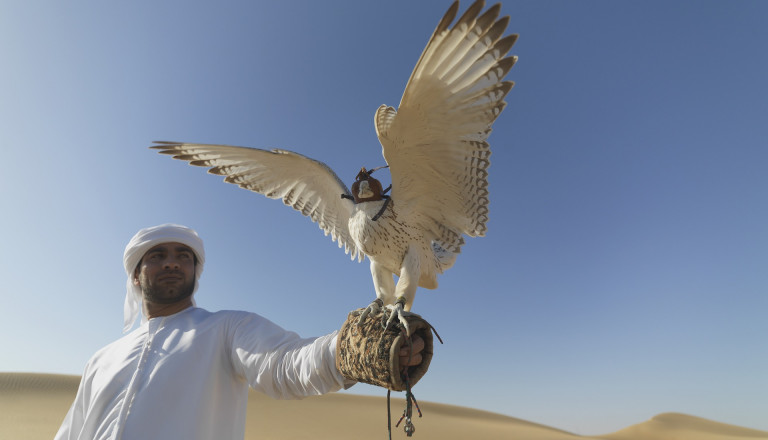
left=1, top=0, right=766, bottom=435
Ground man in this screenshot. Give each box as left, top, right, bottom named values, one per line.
left=55, top=224, right=425, bottom=440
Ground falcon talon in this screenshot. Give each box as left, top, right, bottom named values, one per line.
left=356, top=298, right=384, bottom=326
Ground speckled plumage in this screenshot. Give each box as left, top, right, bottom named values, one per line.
left=151, top=0, right=517, bottom=322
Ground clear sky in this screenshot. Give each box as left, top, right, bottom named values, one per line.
left=1, top=0, right=766, bottom=435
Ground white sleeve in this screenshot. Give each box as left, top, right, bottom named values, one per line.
left=227, top=312, right=348, bottom=400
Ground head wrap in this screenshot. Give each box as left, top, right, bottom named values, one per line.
left=122, top=224, right=205, bottom=333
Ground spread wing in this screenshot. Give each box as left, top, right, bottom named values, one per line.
left=151, top=141, right=363, bottom=261
left=375, top=0, right=517, bottom=252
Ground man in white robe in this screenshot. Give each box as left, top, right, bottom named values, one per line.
left=55, top=224, right=424, bottom=440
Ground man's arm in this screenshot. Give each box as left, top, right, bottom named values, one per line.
left=227, top=312, right=347, bottom=399
left=227, top=311, right=429, bottom=399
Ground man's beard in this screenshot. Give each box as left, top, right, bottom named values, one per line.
left=140, top=271, right=196, bottom=304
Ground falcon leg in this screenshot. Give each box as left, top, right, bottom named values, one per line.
left=385, top=247, right=420, bottom=335
left=357, top=260, right=396, bottom=325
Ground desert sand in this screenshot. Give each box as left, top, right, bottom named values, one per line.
left=1, top=373, right=765, bottom=440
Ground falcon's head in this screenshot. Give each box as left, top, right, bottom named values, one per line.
left=351, top=167, right=385, bottom=203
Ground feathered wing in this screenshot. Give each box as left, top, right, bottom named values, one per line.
left=375, top=0, right=517, bottom=253
left=151, top=142, right=363, bottom=261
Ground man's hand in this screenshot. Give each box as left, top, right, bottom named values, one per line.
left=399, top=334, right=426, bottom=372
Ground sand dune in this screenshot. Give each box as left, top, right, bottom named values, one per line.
left=600, top=413, right=768, bottom=440
left=1, top=373, right=765, bottom=440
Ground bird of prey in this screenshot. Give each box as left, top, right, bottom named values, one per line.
left=152, top=0, right=517, bottom=334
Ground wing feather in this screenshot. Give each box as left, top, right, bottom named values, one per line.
left=376, top=0, right=517, bottom=242
left=151, top=141, right=362, bottom=261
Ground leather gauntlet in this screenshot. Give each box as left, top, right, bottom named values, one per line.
left=336, top=308, right=434, bottom=391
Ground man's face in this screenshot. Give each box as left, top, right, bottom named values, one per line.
left=134, top=242, right=196, bottom=305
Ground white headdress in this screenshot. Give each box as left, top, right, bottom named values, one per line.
left=122, top=224, right=205, bottom=333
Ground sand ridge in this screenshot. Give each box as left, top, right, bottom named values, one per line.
left=1, top=373, right=765, bottom=440
left=600, top=413, right=768, bottom=440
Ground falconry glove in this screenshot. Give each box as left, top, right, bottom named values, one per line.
left=336, top=307, right=435, bottom=391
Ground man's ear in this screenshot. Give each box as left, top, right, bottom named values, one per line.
left=133, top=266, right=141, bottom=286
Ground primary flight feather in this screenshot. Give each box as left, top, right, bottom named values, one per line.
left=152, top=0, right=517, bottom=333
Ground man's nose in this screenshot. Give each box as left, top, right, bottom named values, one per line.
left=163, top=257, right=181, bottom=269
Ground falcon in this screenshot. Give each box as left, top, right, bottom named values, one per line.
left=152, top=0, right=517, bottom=334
